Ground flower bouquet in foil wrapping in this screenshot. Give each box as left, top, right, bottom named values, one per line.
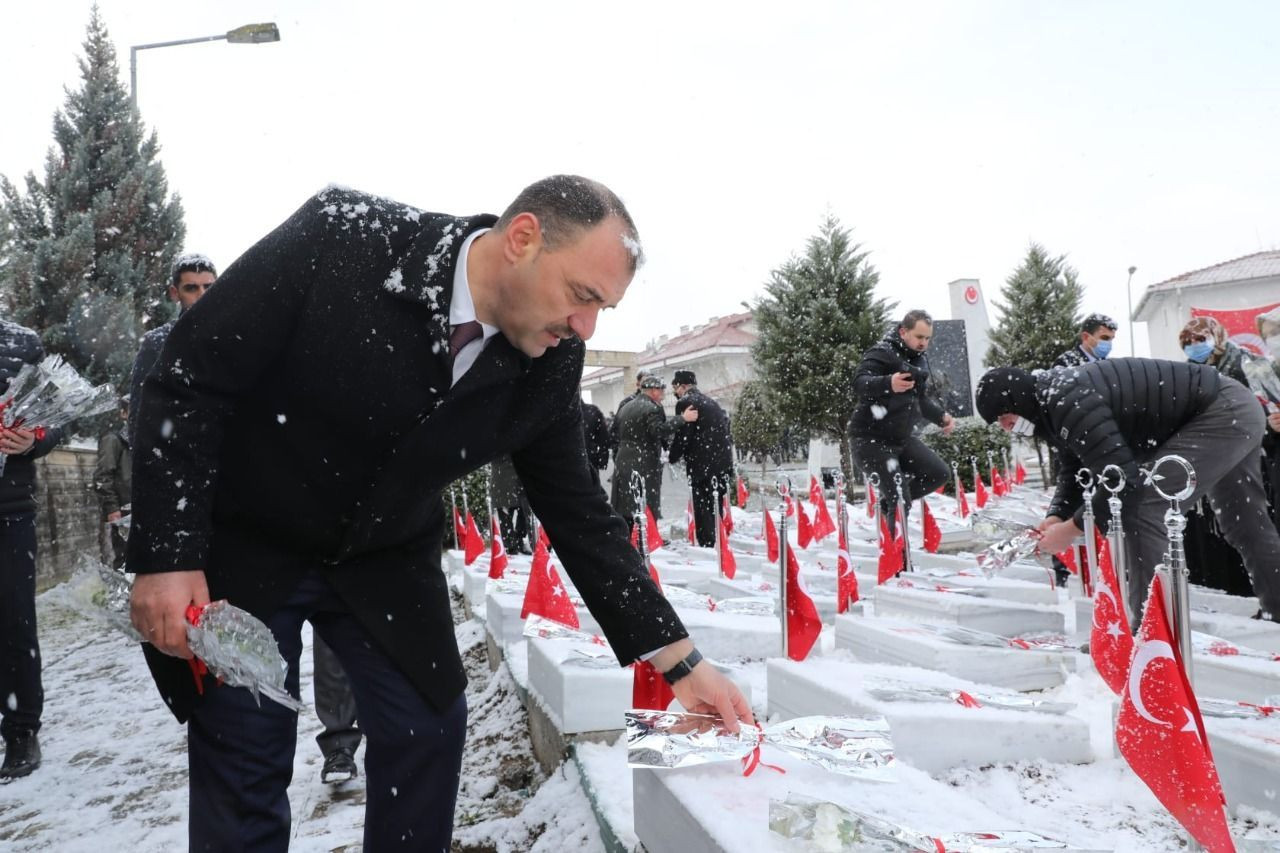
left=626, top=710, right=895, bottom=780
left=768, top=794, right=1091, bottom=851
left=0, top=355, right=117, bottom=476
left=81, top=563, right=303, bottom=712
left=862, top=678, right=1076, bottom=715
left=974, top=528, right=1044, bottom=577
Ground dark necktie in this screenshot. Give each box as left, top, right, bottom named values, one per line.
left=448, top=321, right=483, bottom=361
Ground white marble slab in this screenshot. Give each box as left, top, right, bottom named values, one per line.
left=872, top=581, right=1066, bottom=636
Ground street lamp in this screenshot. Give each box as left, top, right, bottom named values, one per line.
left=130, top=23, right=281, bottom=107
left=1125, top=265, right=1138, bottom=356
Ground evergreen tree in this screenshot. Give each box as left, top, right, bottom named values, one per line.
left=730, top=380, right=786, bottom=512
left=0, top=6, right=185, bottom=390
left=751, top=215, right=894, bottom=497
left=984, top=243, right=1083, bottom=370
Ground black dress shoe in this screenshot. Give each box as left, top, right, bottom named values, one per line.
left=321, top=747, right=358, bottom=784
left=0, top=734, right=41, bottom=780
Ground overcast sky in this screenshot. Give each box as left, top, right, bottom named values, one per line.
left=3, top=1, right=1278, bottom=356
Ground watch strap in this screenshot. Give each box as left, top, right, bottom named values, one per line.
left=661, top=648, right=703, bottom=686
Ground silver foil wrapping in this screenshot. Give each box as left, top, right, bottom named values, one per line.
left=975, top=529, right=1043, bottom=577
left=185, top=600, right=305, bottom=713
left=768, top=794, right=1089, bottom=851
left=89, top=560, right=143, bottom=642
left=970, top=507, right=1045, bottom=541
left=714, top=596, right=776, bottom=616
left=521, top=614, right=608, bottom=646
left=1198, top=697, right=1279, bottom=721
left=626, top=711, right=895, bottom=779
left=863, top=678, right=1075, bottom=715
left=893, top=577, right=986, bottom=597
left=1192, top=630, right=1280, bottom=663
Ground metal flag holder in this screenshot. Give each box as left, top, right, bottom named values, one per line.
left=970, top=456, right=983, bottom=502
left=460, top=483, right=472, bottom=545
left=714, top=476, right=726, bottom=577
left=485, top=467, right=496, bottom=547
left=951, top=460, right=968, bottom=524
left=867, top=471, right=883, bottom=546
left=1146, top=454, right=1198, bottom=675
left=834, top=471, right=848, bottom=552
left=894, top=472, right=913, bottom=574
left=1076, top=468, right=1098, bottom=599
left=986, top=450, right=997, bottom=490
left=630, top=470, right=650, bottom=567
left=1100, top=464, right=1131, bottom=626
left=449, top=486, right=461, bottom=549
left=777, top=475, right=793, bottom=659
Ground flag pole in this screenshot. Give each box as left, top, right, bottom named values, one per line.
left=776, top=475, right=792, bottom=659
left=449, top=486, right=460, bottom=550
left=631, top=471, right=649, bottom=566
left=951, top=460, right=966, bottom=524
left=867, top=472, right=882, bottom=546
left=1101, top=464, right=1131, bottom=626
left=1076, top=469, right=1098, bottom=599
left=970, top=456, right=982, bottom=504
left=894, top=472, right=913, bottom=574
left=714, top=477, right=725, bottom=578
left=1148, top=455, right=1198, bottom=675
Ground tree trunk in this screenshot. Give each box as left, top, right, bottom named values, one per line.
left=760, top=459, right=769, bottom=515
left=838, top=428, right=857, bottom=504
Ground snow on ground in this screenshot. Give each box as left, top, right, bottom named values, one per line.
left=0, top=573, right=603, bottom=852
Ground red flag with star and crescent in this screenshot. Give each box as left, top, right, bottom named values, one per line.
left=785, top=545, right=822, bottom=661
left=764, top=509, right=780, bottom=563
left=877, top=515, right=904, bottom=584
left=955, top=478, right=971, bottom=519
left=795, top=501, right=814, bottom=549
left=1090, top=534, right=1134, bottom=694
left=837, top=518, right=858, bottom=613
left=718, top=511, right=738, bottom=580
left=1014, top=459, right=1027, bottom=485
left=520, top=559, right=579, bottom=628
left=463, top=512, right=486, bottom=565
left=531, top=532, right=550, bottom=577
left=1116, top=574, right=1234, bottom=853
left=453, top=507, right=467, bottom=550
left=921, top=500, right=942, bottom=554
left=488, top=517, right=509, bottom=579
left=736, top=476, right=749, bottom=509
left=632, top=660, right=675, bottom=711
left=865, top=480, right=877, bottom=518
left=991, top=466, right=1008, bottom=497
left=685, top=500, right=696, bottom=544
left=644, top=505, right=664, bottom=553
left=811, top=494, right=836, bottom=542
left=808, top=476, right=823, bottom=507
left=974, top=472, right=989, bottom=509
left=722, top=495, right=735, bottom=536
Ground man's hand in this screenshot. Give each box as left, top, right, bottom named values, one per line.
left=1268, top=410, right=1280, bottom=433
left=0, top=426, right=36, bottom=456
left=107, top=510, right=123, bottom=523
left=651, top=638, right=755, bottom=733
left=130, top=570, right=211, bottom=659
left=1036, top=515, right=1064, bottom=532
left=1037, top=518, right=1081, bottom=555
left=890, top=372, right=915, bottom=393
left=681, top=407, right=699, bottom=423
left=940, top=413, right=955, bottom=436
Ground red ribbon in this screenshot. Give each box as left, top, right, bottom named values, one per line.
left=739, top=745, right=786, bottom=777
left=1241, top=702, right=1278, bottom=717
left=954, top=690, right=983, bottom=708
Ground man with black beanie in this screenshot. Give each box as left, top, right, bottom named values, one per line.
left=975, top=359, right=1280, bottom=621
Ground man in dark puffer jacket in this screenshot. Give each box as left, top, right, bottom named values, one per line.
left=0, top=319, right=63, bottom=779
left=976, top=358, right=1280, bottom=622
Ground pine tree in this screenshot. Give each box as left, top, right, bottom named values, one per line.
left=0, top=7, right=185, bottom=390
left=984, top=243, right=1083, bottom=370
left=751, top=215, right=895, bottom=497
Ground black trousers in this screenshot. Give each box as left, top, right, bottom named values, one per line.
left=188, top=573, right=466, bottom=852
left=497, top=503, right=531, bottom=554
left=851, top=435, right=950, bottom=534
left=313, top=634, right=360, bottom=759
left=0, top=511, right=42, bottom=742
left=691, top=475, right=729, bottom=548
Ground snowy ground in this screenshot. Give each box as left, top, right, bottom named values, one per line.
left=0, top=579, right=603, bottom=852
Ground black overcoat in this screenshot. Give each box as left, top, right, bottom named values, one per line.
left=128, top=188, right=686, bottom=721
left=669, top=388, right=733, bottom=485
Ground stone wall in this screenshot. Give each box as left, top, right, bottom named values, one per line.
left=33, top=445, right=101, bottom=592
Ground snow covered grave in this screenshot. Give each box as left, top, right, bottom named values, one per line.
left=484, top=586, right=601, bottom=670
left=1206, top=716, right=1280, bottom=817
left=1190, top=609, right=1280, bottom=654
left=835, top=614, right=1074, bottom=691
left=767, top=657, right=1092, bottom=773
left=871, top=578, right=1066, bottom=636
left=1190, top=584, right=1261, bottom=619
left=1190, top=633, right=1280, bottom=704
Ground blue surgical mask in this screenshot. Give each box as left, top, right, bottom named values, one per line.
left=1184, top=341, right=1213, bottom=363
left=1093, top=340, right=1112, bottom=359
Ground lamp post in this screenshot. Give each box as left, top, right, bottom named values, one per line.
left=1125, top=265, right=1138, bottom=357
left=131, top=23, right=281, bottom=108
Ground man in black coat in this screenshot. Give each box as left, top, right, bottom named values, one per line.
left=1053, top=312, right=1118, bottom=368
left=611, top=374, right=672, bottom=526
left=127, top=176, right=751, bottom=850
left=668, top=370, right=734, bottom=546
left=581, top=400, right=613, bottom=492
left=849, top=311, right=955, bottom=534
left=0, top=320, right=63, bottom=779
left=976, top=359, right=1280, bottom=621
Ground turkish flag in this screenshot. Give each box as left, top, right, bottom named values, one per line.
left=537, top=525, right=551, bottom=553
left=764, top=510, right=780, bottom=563
left=1116, top=575, right=1234, bottom=853
left=1015, top=460, right=1027, bottom=485
left=736, top=476, right=749, bottom=509
left=463, top=512, right=486, bottom=565
left=531, top=531, right=550, bottom=578
left=718, top=513, right=737, bottom=580
left=921, top=500, right=942, bottom=554
left=488, top=518, right=509, bottom=579
left=632, top=660, right=675, bottom=711
left=453, top=507, right=467, bottom=549
left=1056, top=545, right=1079, bottom=575
left=877, top=515, right=904, bottom=584
left=865, top=480, right=877, bottom=518
left=520, top=559, right=580, bottom=628
left=809, top=475, right=823, bottom=506
left=956, top=478, right=971, bottom=518
left=722, top=495, right=735, bottom=536
left=974, top=472, right=989, bottom=509
left=811, top=494, right=836, bottom=542
left=644, top=505, right=664, bottom=553
left=1090, top=534, right=1134, bottom=695
left=686, top=500, right=697, bottom=544
left=795, top=501, right=813, bottom=549
left=784, top=495, right=795, bottom=517
left=837, top=519, right=859, bottom=613
left=991, top=466, right=1008, bottom=497
left=648, top=561, right=663, bottom=594
left=785, top=545, right=822, bottom=661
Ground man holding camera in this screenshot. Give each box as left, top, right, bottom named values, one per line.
left=850, top=310, right=955, bottom=536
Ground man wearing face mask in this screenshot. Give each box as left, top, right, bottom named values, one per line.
left=1053, top=313, right=1118, bottom=369
left=975, top=360, right=1280, bottom=623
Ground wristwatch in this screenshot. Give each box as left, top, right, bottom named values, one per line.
left=660, top=648, right=703, bottom=685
